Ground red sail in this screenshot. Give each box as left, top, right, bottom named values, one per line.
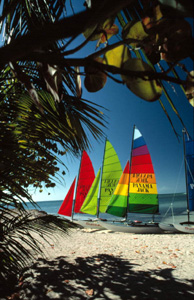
left=58, top=177, right=76, bottom=217
left=74, top=150, right=95, bottom=213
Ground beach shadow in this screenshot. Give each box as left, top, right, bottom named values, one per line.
left=18, top=254, right=194, bottom=300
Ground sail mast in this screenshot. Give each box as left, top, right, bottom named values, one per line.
left=183, top=129, right=190, bottom=223
left=97, top=138, right=107, bottom=218
left=127, top=124, right=136, bottom=220
left=71, top=151, right=83, bottom=221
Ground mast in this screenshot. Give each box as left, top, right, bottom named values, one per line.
left=71, top=151, right=83, bottom=221
left=97, top=138, right=107, bottom=218
left=183, top=129, right=190, bottom=223
left=126, top=124, right=136, bottom=220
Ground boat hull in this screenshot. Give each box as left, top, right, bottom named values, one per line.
left=159, top=222, right=179, bottom=233
left=173, top=223, right=194, bottom=234
left=73, top=219, right=106, bottom=230
left=98, top=220, right=163, bottom=234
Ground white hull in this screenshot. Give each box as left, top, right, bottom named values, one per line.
left=173, top=223, right=194, bottom=234
left=98, top=220, right=162, bottom=234
left=73, top=219, right=106, bottom=230
left=159, top=222, right=179, bottom=233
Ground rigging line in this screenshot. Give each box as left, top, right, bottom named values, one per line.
left=162, top=158, right=184, bottom=221
left=185, top=158, right=194, bottom=183
left=172, top=158, right=184, bottom=203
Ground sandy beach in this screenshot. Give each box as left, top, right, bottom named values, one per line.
left=10, top=227, right=194, bottom=300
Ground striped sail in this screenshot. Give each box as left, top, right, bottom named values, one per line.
left=58, top=151, right=95, bottom=217
left=129, top=127, right=158, bottom=214
left=80, top=140, right=122, bottom=215
left=106, top=161, right=130, bottom=217
left=184, top=133, right=194, bottom=211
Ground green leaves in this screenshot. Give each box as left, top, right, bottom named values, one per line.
left=121, top=58, right=162, bottom=102
left=104, top=45, right=130, bottom=68
left=84, top=57, right=107, bottom=92
left=122, top=21, right=148, bottom=48
left=185, top=71, right=194, bottom=107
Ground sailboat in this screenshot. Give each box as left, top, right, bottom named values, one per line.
left=173, top=130, right=194, bottom=233
left=159, top=130, right=194, bottom=233
left=98, top=125, right=162, bottom=233
left=58, top=150, right=97, bottom=227
left=80, top=139, right=123, bottom=226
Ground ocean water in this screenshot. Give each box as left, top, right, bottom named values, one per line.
left=25, top=193, right=190, bottom=223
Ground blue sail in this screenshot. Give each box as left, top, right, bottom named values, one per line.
left=185, top=134, right=194, bottom=211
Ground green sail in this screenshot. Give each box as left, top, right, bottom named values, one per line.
left=99, top=140, right=123, bottom=213
left=106, top=161, right=130, bottom=217
left=80, top=168, right=101, bottom=215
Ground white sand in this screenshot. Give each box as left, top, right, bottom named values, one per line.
left=18, top=228, right=194, bottom=299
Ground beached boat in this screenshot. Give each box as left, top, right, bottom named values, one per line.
left=159, top=130, right=194, bottom=233
left=99, top=125, right=162, bottom=234
left=80, top=139, right=123, bottom=226
left=159, top=204, right=180, bottom=233
left=158, top=222, right=179, bottom=233
left=173, top=130, right=194, bottom=233
left=58, top=150, right=100, bottom=228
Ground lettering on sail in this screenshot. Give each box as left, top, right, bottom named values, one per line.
left=103, top=179, right=119, bottom=195
left=131, top=173, right=153, bottom=183
left=133, top=183, right=153, bottom=193
left=78, top=185, right=91, bottom=198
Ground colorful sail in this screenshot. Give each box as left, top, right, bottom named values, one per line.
left=80, top=168, right=101, bottom=215
left=106, top=161, right=130, bottom=217
left=99, top=140, right=123, bottom=213
left=184, top=133, right=194, bottom=211
left=80, top=139, right=122, bottom=216
left=74, top=150, right=95, bottom=213
left=58, top=178, right=76, bottom=217
left=58, top=151, right=95, bottom=217
left=129, top=127, right=158, bottom=214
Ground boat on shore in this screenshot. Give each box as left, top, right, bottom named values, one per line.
left=159, top=130, right=194, bottom=233
left=80, top=139, right=123, bottom=228
left=173, top=130, right=194, bottom=233
left=99, top=125, right=162, bottom=234
left=58, top=151, right=104, bottom=229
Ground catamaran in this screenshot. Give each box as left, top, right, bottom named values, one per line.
left=169, top=130, right=194, bottom=233
left=98, top=125, right=162, bottom=234
left=159, top=130, right=194, bottom=233
left=80, top=139, right=123, bottom=227
left=58, top=150, right=97, bottom=227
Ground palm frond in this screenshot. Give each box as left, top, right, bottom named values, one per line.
left=0, top=208, right=76, bottom=283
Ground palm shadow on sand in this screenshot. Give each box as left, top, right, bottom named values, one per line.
left=19, top=254, right=194, bottom=299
